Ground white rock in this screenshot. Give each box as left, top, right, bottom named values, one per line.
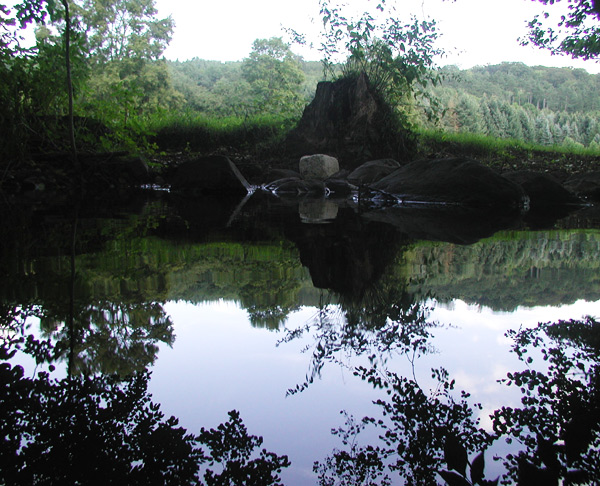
left=299, top=154, right=339, bottom=180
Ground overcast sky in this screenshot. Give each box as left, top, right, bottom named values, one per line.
left=154, top=0, right=600, bottom=73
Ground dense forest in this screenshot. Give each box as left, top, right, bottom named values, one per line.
left=166, top=58, right=600, bottom=150
left=3, top=0, right=600, bottom=165
left=429, top=63, right=600, bottom=150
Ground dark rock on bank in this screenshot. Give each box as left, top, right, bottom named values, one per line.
left=284, top=73, right=414, bottom=168
left=347, top=159, right=403, bottom=185
left=502, top=170, right=582, bottom=207
left=260, top=168, right=302, bottom=184
left=170, top=155, right=251, bottom=196
left=371, top=157, right=527, bottom=209
left=564, top=171, right=600, bottom=202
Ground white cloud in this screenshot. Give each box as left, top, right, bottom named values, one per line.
left=155, top=0, right=600, bottom=73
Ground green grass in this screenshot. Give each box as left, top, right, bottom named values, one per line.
left=137, top=108, right=600, bottom=175
left=417, top=127, right=600, bottom=158
left=142, top=110, right=299, bottom=152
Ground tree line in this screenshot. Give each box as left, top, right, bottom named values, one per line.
left=3, top=0, right=600, bottom=160
left=421, top=62, right=600, bottom=149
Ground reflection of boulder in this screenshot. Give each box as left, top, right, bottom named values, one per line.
left=169, top=155, right=251, bottom=196
left=362, top=205, right=521, bottom=245
left=284, top=73, right=414, bottom=168
left=372, top=157, right=527, bottom=209
left=168, top=195, right=250, bottom=237
left=299, top=199, right=339, bottom=223
left=285, top=212, right=405, bottom=300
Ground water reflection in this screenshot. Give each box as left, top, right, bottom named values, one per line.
left=0, top=321, right=290, bottom=484
left=312, top=317, right=600, bottom=486
left=1, top=192, right=600, bottom=484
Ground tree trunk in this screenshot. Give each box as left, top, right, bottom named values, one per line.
left=62, top=0, right=81, bottom=176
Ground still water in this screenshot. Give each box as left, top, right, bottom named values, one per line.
left=2, top=190, right=600, bottom=485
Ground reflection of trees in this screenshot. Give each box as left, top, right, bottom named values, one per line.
left=246, top=304, right=298, bottom=330
left=491, top=317, right=600, bottom=484
left=314, top=366, right=492, bottom=486
left=280, top=293, right=436, bottom=395
left=40, top=301, right=175, bottom=376
left=314, top=317, right=600, bottom=485
left=0, top=332, right=290, bottom=485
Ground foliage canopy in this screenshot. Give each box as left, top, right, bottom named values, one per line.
left=523, top=0, right=600, bottom=60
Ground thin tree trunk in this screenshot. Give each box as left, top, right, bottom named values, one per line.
left=62, top=0, right=80, bottom=176
left=67, top=207, right=78, bottom=378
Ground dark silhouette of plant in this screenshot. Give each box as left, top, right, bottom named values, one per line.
left=197, top=409, right=291, bottom=485
left=313, top=411, right=392, bottom=486
left=0, top=333, right=291, bottom=485
left=491, top=317, right=600, bottom=485
left=279, top=300, right=436, bottom=395
left=438, top=436, right=499, bottom=486
left=523, top=0, right=600, bottom=60
left=314, top=366, right=493, bottom=486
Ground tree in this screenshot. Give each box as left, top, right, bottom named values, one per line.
left=71, top=0, right=179, bottom=123
left=455, top=93, right=485, bottom=133
left=289, top=0, right=445, bottom=124
left=523, top=0, right=600, bottom=60
left=75, top=0, right=173, bottom=63
left=12, top=0, right=83, bottom=162
left=535, top=112, right=554, bottom=145
left=242, top=37, right=305, bottom=116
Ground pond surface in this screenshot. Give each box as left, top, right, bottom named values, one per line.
left=2, top=189, right=600, bottom=485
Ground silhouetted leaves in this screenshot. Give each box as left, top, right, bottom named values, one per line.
left=470, top=451, right=485, bottom=485
left=280, top=301, right=436, bottom=395
left=444, top=434, right=468, bottom=476
left=197, top=410, right=291, bottom=486
left=316, top=366, right=492, bottom=486
left=0, top=334, right=291, bottom=485
left=492, top=318, right=600, bottom=485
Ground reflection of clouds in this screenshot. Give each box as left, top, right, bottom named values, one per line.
left=452, top=369, right=480, bottom=391
left=152, top=298, right=600, bottom=484
left=424, top=298, right=599, bottom=440
left=431, top=298, right=600, bottom=332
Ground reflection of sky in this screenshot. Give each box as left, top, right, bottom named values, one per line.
left=149, top=298, right=600, bottom=485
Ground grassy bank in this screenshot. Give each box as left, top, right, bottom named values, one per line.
left=140, top=111, right=600, bottom=176
left=144, top=111, right=298, bottom=153
left=415, top=128, right=600, bottom=174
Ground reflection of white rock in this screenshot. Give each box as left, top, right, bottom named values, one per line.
left=299, top=199, right=339, bottom=223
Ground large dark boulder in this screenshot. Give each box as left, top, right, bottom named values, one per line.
left=284, top=73, right=414, bottom=168
left=371, top=157, right=527, bottom=209
left=260, top=168, right=301, bottom=184
left=347, top=159, right=403, bottom=185
left=169, top=155, right=251, bottom=196
left=502, top=170, right=582, bottom=207
left=564, top=171, right=600, bottom=202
